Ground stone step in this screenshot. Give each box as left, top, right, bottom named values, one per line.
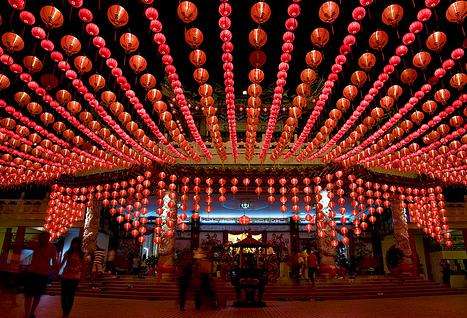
left=47, top=275, right=465, bottom=301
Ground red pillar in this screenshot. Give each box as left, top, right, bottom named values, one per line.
left=391, top=201, right=415, bottom=274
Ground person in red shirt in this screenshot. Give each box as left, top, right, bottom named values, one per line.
left=60, top=237, right=84, bottom=318
left=23, top=232, right=57, bottom=318
left=307, top=250, right=318, bottom=285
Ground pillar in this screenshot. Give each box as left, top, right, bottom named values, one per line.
left=82, top=205, right=101, bottom=255
left=391, top=202, right=414, bottom=274
left=317, top=233, right=337, bottom=276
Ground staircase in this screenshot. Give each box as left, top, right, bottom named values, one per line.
left=47, top=275, right=464, bottom=301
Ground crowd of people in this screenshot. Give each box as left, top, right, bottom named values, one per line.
left=2, top=233, right=118, bottom=318
left=2, top=231, right=456, bottom=315
left=290, top=249, right=319, bottom=284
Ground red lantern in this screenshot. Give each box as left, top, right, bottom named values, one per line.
left=107, top=5, right=128, bottom=28
left=319, top=1, right=340, bottom=24
left=177, top=1, right=198, bottom=23
left=251, top=2, right=271, bottom=24
left=239, top=214, right=251, bottom=225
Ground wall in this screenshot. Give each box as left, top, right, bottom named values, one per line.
left=0, top=199, right=48, bottom=227
left=430, top=250, right=467, bottom=283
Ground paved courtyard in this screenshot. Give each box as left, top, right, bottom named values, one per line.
left=1, top=294, right=467, bottom=318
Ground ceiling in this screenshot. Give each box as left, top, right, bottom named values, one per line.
left=0, top=0, right=465, bottom=187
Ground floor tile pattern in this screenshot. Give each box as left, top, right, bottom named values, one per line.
left=1, top=294, right=467, bottom=318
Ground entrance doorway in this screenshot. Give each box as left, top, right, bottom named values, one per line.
left=228, top=232, right=262, bottom=244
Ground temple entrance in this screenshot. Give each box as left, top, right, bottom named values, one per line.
left=227, top=232, right=263, bottom=244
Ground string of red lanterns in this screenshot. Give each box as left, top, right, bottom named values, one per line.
left=0, top=0, right=464, bottom=190
left=244, top=1, right=270, bottom=161
left=284, top=1, right=371, bottom=159
left=22, top=13, right=169, bottom=165
left=0, top=100, right=120, bottom=172
left=2, top=22, right=160, bottom=165
left=259, top=0, right=301, bottom=160
left=384, top=124, right=466, bottom=170
left=40, top=171, right=453, bottom=247
left=176, top=1, right=227, bottom=161
left=217, top=0, right=239, bottom=160
left=0, top=127, right=81, bottom=172
left=332, top=48, right=464, bottom=164
left=301, top=4, right=439, bottom=162
left=144, top=4, right=212, bottom=160
left=362, top=95, right=465, bottom=166
left=0, top=46, right=139, bottom=166
left=74, top=4, right=189, bottom=161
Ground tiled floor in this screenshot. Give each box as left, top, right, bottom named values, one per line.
left=1, top=294, right=467, bottom=318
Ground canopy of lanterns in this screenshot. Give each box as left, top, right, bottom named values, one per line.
left=45, top=170, right=453, bottom=248
left=0, top=0, right=466, bottom=188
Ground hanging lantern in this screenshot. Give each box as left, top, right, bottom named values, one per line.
left=1, top=32, right=24, bottom=52
left=343, top=85, right=358, bottom=101
left=412, top=51, right=431, bottom=69
left=351, top=70, right=367, bottom=87
left=185, top=28, right=204, bottom=48
left=23, top=56, right=43, bottom=73
left=239, top=214, right=251, bottom=225
left=358, top=52, right=376, bottom=71
left=425, top=31, right=447, bottom=52
left=248, top=28, right=268, bottom=48
left=400, top=68, right=417, bottom=85
left=445, top=2, right=466, bottom=24
left=251, top=2, right=271, bottom=24
left=120, top=33, right=139, bottom=53
left=107, top=4, right=129, bottom=28
left=318, top=1, right=340, bottom=24
left=0, top=74, right=10, bottom=90
left=89, top=74, right=106, bottom=92
left=382, top=4, right=404, bottom=27
left=450, top=73, right=466, bottom=90
left=369, top=30, right=388, bottom=50
left=305, top=50, right=323, bottom=68
left=74, top=56, right=92, bottom=74
left=61, top=35, right=81, bottom=55
left=129, top=55, right=147, bottom=73
left=40, top=6, right=64, bottom=29
left=387, top=85, right=403, bottom=100
left=300, top=69, right=317, bottom=84
left=310, top=27, right=330, bottom=48
left=177, top=1, right=198, bottom=23
left=249, top=50, right=267, bottom=67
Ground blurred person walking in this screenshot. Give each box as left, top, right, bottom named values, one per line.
left=176, top=250, right=193, bottom=311
left=23, top=232, right=57, bottom=318
left=60, top=237, right=84, bottom=318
